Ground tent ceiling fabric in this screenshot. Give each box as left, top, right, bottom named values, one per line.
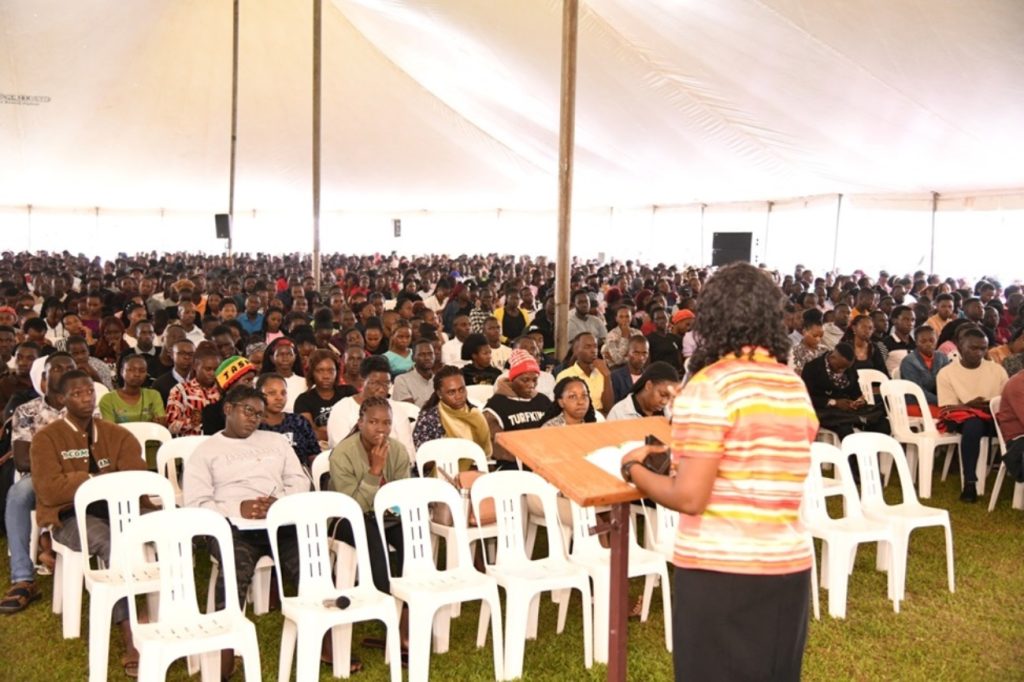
left=1, top=0, right=1022, bottom=213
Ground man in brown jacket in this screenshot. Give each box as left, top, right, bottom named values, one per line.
left=31, top=368, right=146, bottom=677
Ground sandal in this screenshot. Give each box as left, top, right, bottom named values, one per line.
left=0, top=581, right=40, bottom=614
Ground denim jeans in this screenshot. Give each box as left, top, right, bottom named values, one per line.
left=5, top=474, right=36, bottom=584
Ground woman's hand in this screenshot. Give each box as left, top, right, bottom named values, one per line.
left=620, top=444, right=668, bottom=467
left=368, top=434, right=388, bottom=476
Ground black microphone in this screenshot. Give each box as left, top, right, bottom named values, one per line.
left=322, top=596, right=351, bottom=609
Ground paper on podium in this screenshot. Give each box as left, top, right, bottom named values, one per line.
left=584, top=441, right=645, bottom=483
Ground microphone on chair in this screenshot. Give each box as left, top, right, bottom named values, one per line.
left=322, top=596, right=351, bottom=609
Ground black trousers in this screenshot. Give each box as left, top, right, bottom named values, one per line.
left=673, top=568, right=810, bottom=682
left=332, top=512, right=404, bottom=594
left=210, top=526, right=300, bottom=611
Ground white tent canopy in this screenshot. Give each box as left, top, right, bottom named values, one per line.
left=2, top=0, right=1023, bottom=275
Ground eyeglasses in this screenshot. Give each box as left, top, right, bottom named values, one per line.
left=236, top=404, right=265, bottom=420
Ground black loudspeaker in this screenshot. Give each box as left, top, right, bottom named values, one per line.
left=215, top=213, right=231, bottom=239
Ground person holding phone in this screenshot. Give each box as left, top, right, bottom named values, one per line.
left=620, top=263, right=818, bottom=682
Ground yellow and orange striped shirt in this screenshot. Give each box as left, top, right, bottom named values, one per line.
left=672, top=347, right=818, bottom=575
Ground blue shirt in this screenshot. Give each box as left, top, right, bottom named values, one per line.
left=238, top=313, right=265, bottom=336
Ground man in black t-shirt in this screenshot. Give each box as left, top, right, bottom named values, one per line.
left=645, top=307, right=682, bottom=372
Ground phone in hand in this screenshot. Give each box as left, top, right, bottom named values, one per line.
left=644, top=434, right=665, bottom=447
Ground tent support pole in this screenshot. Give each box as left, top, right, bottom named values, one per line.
left=227, top=0, right=239, bottom=262
left=831, top=193, right=842, bottom=272
left=763, top=200, right=773, bottom=264
left=699, top=203, right=706, bottom=266
left=312, top=0, right=323, bottom=290
left=929, top=191, right=938, bottom=273
left=554, top=0, right=579, bottom=362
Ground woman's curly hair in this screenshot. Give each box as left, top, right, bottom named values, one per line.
left=688, top=262, right=791, bottom=375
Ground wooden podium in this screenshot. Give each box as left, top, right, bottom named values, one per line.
left=496, top=416, right=671, bottom=682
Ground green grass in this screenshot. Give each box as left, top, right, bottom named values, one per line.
left=1, top=474, right=1022, bottom=681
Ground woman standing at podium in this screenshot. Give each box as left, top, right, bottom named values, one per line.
left=621, top=262, right=818, bottom=681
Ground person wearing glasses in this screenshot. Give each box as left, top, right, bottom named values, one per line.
left=183, top=384, right=309, bottom=679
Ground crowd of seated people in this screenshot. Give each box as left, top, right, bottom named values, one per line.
left=0, top=249, right=1020, bottom=676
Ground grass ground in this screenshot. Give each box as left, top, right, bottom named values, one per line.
left=1, top=473, right=1021, bottom=681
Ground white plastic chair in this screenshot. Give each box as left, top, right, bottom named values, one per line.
left=857, top=368, right=889, bottom=405
left=93, top=381, right=109, bottom=402
left=802, top=443, right=903, bottom=618
left=842, top=433, right=955, bottom=600
left=267, top=492, right=402, bottom=682
left=987, top=396, right=1024, bottom=511
left=309, top=449, right=359, bottom=591
left=567, top=498, right=672, bottom=663
left=640, top=502, right=679, bottom=559
left=374, top=478, right=505, bottom=682
left=118, top=421, right=173, bottom=468
left=879, top=380, right=961, bottom=499
left=155, top=434, right=210, bottom=506
left=121, top=507, right=262, bottom=681
left=471, top=471, right=593, bottom=679
left=814, top=427, right=842, bottom=448
left=51, top=520, right=86, bottom=639
left=74, top=471, right=176, bottom=682
left=415, top=438, right=498, bottom=574
left=466, top=384, right=495, bottom=408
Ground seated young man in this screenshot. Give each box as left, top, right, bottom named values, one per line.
left=183, top=385, right=310, bottom=677
left=165, top=346, right=221, bottom=436
left=610, top=336, right=650, bottom=405
left=937, top=327, right=1008, bottom=502
left=30, top=369, right=146, bottom=676
left=899, top=325, right=950, bottom=416
left=996, top=369, right=1024, bottom=483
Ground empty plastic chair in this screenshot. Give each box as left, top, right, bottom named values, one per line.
left=120, top=507, right=262, bottom=681
left=879, top=380, right=961, bottom=498
left=74, top=471, right=176, bottom=682
left=568, top=498, right=672, bottom=663
left=802, top=443, right=903, bottom=618
left=471, top=471, right=593, bottom=679
left=466, top=384, right=495, bottom=408
left=155, top=435, right=210, bottom=506
left=842, top=433, right=954, bottom=600
left=374, top=478, right=504, bottom=682
left=267, top=491, right=402, bottom=682
left=118, top=421, right=173, bottom=468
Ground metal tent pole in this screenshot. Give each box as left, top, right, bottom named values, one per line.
left=554, top=0, right=579, bottom=362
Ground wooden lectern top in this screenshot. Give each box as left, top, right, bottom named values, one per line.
left=495, top=416, right=671, bottom=507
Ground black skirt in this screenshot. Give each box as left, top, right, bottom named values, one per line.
left=673, top=567, right=810, bottom=681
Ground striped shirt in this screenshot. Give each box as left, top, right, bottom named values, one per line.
left=672, top=347, right=818, bottom=575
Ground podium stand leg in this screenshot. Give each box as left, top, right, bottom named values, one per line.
left=607, top=502, right=630, bottom=681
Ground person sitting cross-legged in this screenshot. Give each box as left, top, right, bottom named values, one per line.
left=183, top=384, right=311, bottom=678
left=30, top=369, right=147, bottom=676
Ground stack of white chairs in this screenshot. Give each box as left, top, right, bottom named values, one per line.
left=471, top=471, right=593, bottom=679
left=121, top=507, right=262, bottom=681
left=842, top=433, right=955, bottom=601
left=72, top=471, right=176, bottom=682
left=987, top=396, right=1024, bottom=511
left=802, top=443, right=904, bottom=618
left=267, top=492, right=402, bottom=682
left=567, top=498, right=672, bottom=663
left=879, top=380, right=962, bottom=498
left=375, top=477, right=505, bottom=682
left=640, top=502, right=678, bottom=559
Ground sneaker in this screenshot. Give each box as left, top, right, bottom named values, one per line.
left=959, top=483, right=978, bottom=503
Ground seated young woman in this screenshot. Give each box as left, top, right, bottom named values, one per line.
left=257, top=372, right=321, bottom=467
left=460, top=333, right=501, bottom=386
left=412, top=365, right=493, bottom=463
left=483, top=349, right=551, bottom=470
left=294, top=349, right=356, bottom=443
